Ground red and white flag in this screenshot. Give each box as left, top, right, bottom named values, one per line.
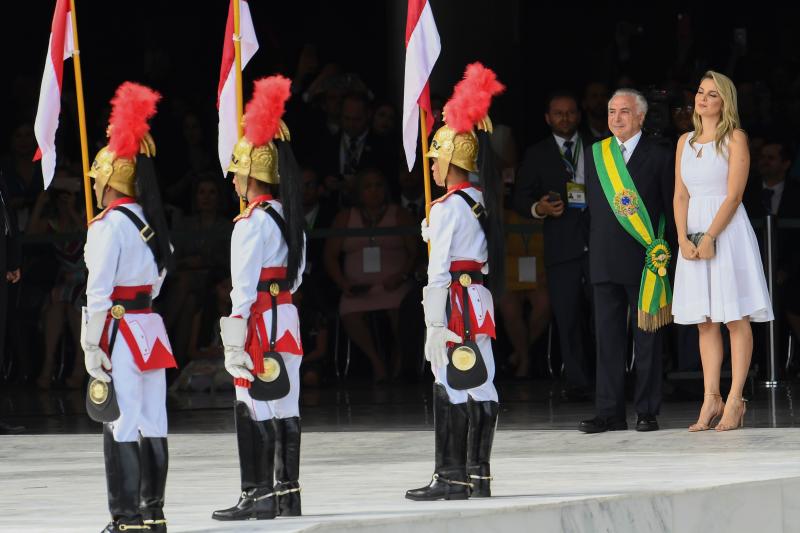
left=402, top=0, right=440, bottom=171
left=33, top=0, right=75, bottom=189
left=217, top=0, right=259, bottom=174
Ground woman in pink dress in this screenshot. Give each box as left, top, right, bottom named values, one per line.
left=324, top=168, right=418, bottom=381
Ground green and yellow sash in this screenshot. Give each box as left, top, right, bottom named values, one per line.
left=593, top=137, right=672, bottom=331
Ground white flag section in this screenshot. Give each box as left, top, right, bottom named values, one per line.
left=402, top=0, right=440, bottom=171
left=33, top=0, right=75, bottom=189
left=217, top=0, right=259, bottom=175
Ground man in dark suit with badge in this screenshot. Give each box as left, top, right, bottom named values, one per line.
left=514, top=92, right=592, bottom=398
left=579, top=89, right=675, bottom=433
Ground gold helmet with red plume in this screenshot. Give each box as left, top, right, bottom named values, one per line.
left=426, top=63, right=505, bottom=179
left=228, top=75, right=291, bottom=191
left=88, top=82, right=161, bottom=205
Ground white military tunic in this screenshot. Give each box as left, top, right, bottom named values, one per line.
left=230, top=194, right=306, bottom=421
left=427, top=183, right=498, bottom=404
left=84, top=197, right=174, bottom=442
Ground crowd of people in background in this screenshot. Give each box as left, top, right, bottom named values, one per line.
left=2, top=29, right=800, bottom=397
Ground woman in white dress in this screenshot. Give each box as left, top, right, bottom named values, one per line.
left=672, top=71, right=773, bottom=432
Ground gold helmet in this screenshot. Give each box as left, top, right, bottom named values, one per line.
left=228, top=76, right=292, bottom=194
left=426, top=63, right=505, bottom=179
left=88, top=82, right=161, bottom=206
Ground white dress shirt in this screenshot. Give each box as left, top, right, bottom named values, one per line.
left=553, top=132, right=585, bottom=184
left=616, top=130, right=643, bottom=164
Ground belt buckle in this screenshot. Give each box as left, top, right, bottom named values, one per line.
left=269, top=282, right=281, bottom=297
left=110, top=304, right=126, bottom=319
left=458, top=273, right=472, bottom=287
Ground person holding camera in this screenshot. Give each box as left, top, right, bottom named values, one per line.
left=579, top=89, right=675, bottom=434
left=672, top=71, right=772, bottom=432
left=514, top=92, right=592, bottom=397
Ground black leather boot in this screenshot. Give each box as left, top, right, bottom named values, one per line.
left=102, top=425, right=148, bottom=532
left=466, top=398, right=499, bottom=497
left=405, top=384, right=471, bottom=501
left=212, top=402, right=277, bottom=521
left=139, top=437, right=168, bottom=532
left=274, top=416, right=302, bottom=516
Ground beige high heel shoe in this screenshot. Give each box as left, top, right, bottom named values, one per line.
left=715, top=396, right=748, bottom=431
left=688, top=393, right=724, bottom=432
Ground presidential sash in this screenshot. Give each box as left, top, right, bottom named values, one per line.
left=593, top=137, right=672, bottom=331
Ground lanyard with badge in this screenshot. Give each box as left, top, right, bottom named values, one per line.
left=361, top=207, right=384, bottom=274
left=562, top=138, right=586, bottom=209
left=517, top=228, right=537, bottom=284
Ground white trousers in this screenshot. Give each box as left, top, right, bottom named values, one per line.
left=235, top=352, right=302, bottom=421
left=106, top=331, right=168, bottom=442
left=431, top=333, right=498, bottom=404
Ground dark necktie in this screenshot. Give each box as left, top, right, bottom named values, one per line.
left=344, top=137, right=359, bottom=175
left=563, top=140, right=574, bottom=162
left=562, top=140, right=575, bottom=176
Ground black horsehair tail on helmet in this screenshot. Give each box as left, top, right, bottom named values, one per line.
left=136, top=156, right=174, bottom=273
left=277, top=140, right=306, bottom=288
left=477, top=129, right=505, bottom=297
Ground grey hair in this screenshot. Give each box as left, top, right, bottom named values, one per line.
left=608, top=88, right=648, bottom=115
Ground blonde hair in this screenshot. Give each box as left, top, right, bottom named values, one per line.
left=689, top=70, right=740, bottom=155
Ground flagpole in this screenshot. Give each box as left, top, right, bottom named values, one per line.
left=69, top=0, right=92, bottom=222
left=233, top=0, right=245, bottom=212
left=419, top=106, right=432, bottom=254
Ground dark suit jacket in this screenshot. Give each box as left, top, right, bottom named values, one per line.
left=586, top=135, right=675, bottom=285
left=743, top=177, right=800, bottom=276
left=513, top=134, right=591, bottom=267
left=314, top=130, right=395, bottom=180
left=743, top=176, right=800, bottom=220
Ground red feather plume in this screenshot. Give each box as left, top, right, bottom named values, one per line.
left=443, top=63, right=505, bottom=134
left=107, top=82, right=161, bottom=159
left=243, top=75, right=292, bottom=146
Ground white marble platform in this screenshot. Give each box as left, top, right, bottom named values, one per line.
left=2, top=429, right=800, bottom=532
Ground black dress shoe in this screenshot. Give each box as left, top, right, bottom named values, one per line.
left=578, top=416, right=628, bottom=433
left=635, top=415, right=659, bottom=432
left=212, top=487, right=276, bottom=520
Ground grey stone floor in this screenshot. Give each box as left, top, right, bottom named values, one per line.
left=3, top=428, right=800, bottom=532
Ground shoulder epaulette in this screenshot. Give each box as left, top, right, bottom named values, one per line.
left=233, top=201, right=271, bottom=222
left=87, top=207, right=111, bottom=226
left=431, top=189, right=459, bottom=207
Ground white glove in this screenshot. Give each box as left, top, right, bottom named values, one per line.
left=220, top=316, right=254, bottom=382
left=81, top=308, right=112, bottom=382
left=425, top=326, right=462, bottom=368
left=422, top=286, right=462, bottom=368
left=420, top=218, right=430, bottom=243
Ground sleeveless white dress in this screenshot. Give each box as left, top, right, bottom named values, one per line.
left=672, top=135, right=773, bottom=324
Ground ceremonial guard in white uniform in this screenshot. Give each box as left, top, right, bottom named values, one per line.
left=212, top=75, right=307, bottom=521
left=406, top=63, right=506, bottom=502
left=81, top=82, right=176, bottom=532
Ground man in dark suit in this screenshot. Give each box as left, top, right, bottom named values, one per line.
left=0, top=171, right=23, bottom=434
left=514, top=92, right=591, bottom=397
left=314, top=92, right=395, bottom=203
left=302, top=166, right=338, bottom=309
left=744, top=141, right=800, bottom=352
left=579, top=89, right=674, bottom=433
